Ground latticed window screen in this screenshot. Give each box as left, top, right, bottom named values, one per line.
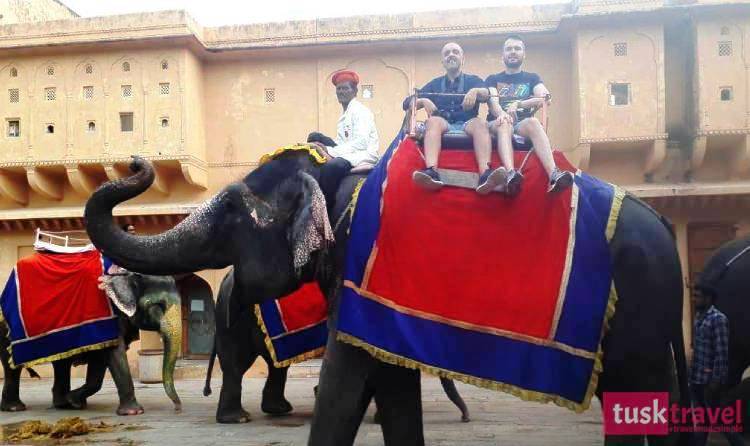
left=362, top=84, right=374, bottom=99
left=122, top=85, right=132, bottom=98
left=614, top=42, right=627, bottom=57
left=47, top=66, right=55, bottom=76
left=9, top=89, right=19, bottom=103
left=122, top=62, right=130, bottom=72
left=265, top=88, right=276, bottom=103
left=159, top=83, right=170, bottom=95
left=10, top=67, right=17, bottom=78
left=720, top=87, right=733, bottom=101
left=85, top=64, right=93, bottom=74
left=45, top=87, right=56, bottom=101
left=83, top=86, right=94, bottom=100
left=161, top=60, right=169, bottom=70
left=718, top=41, right=733, bottom=56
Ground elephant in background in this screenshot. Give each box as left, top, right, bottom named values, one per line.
left=202, top=268, right=470, bottom=423
left=0, top=268, right=182, bottom=415
left=83, top=152, right=690, bottom=445
left=695, top=236, right=750, bottom=422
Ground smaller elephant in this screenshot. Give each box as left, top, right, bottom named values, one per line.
left=0, top=268, right=182, bottom=415
left=203, top=269, right=469, bottom=423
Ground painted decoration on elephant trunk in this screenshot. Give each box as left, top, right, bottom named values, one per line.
left=0, top=249, right=119, bottom=368
left=255, top=281, right=328, bottom=368
left=336, top=135, right=623, bottom=412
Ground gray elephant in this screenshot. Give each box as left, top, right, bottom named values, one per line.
left=202, top=268, right=470, bottom=423
left=83, top=152, right=690, bottom=445
left=0, top=268, right=182, bottom=415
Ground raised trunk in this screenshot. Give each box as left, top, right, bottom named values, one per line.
left=159, top=303, right=182, bottom=411
left=85, top=157, right=229, bottom=275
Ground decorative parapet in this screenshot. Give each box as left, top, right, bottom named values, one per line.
left=696, top=128, right=750, bottom=137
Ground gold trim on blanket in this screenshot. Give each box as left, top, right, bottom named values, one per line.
left=549, top=183, right=580, bottom=340
left=343, top=280, right=596, bottom=360
left=258, top=144, right=327, bottom=167
left=254, top=304, right=325, bottom=369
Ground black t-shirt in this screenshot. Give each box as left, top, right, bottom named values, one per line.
left=484, top=71, right=542, bottom=122
left=402, top=73, right=485, bottom=124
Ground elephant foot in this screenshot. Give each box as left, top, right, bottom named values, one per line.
left=216, top=408, right=251, bottom=424
left=1, top=400, right=27, bottom=412
left=65, top=393, right=87, bottom=410
left=261, top=396, right=293, bottom=416
left=116, top=401, right=144, bottom=416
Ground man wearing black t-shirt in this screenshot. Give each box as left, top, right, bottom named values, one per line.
left=464, top=35, right=573, bottom=196
left=406, top=42, right=507, bottom=194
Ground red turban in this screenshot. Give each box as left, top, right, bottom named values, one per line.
left=331, top=70, right=359, bottom=86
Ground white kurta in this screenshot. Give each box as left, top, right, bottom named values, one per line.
left=327, top=98, right=380, bottom=167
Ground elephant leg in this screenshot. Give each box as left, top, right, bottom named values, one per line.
left=372, top=364, right=425, bottom=446
left=107, top=344, right=144, bottom=415
left=260, top=355, right=292, bottom=415
left=67, top=350, right=107, bottom=410
left=52, top=358, right=73, bottom=408
left=439, top=378, right=470, bottom=422
left=0, top=343, right=25, bottom=412
left=216, top=329, right=257, bottom=423
left=308, top=338, right=377, bottom=446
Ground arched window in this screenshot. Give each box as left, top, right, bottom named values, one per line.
left=9, top=67, right=17, bottom=77
left=85, top=64, right=93, bottom=74
left=161, top=118, right=169, bottom=128
left=47, top=66, right=55, bottom=76
left=161, top=60, right=169, bottom=70
left=87, top=121, right=96, bottom=132
left=122, top=61, right=130, bottom=72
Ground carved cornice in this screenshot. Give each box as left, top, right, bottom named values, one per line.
left=580, top=133, right=668, bottom=144
left=0, top=154, right=207, bottom=169
left=696, top=128, right=750, bottom=137
left=207, top=161, right=258, bottom=168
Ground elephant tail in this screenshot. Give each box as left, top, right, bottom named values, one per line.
left=26, top=367, right=40, bottom=379
left=203, top=341, right=216, bottom=397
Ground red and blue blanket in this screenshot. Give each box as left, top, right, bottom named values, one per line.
left=255, top=282, right=328, bottom=367
left=0, top=250, right=119, bottom=368
left=337, top=134, right=624, bottom=412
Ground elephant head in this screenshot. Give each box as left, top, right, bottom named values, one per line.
left=84, top=154, right=333, bottom=310
left=99, top=269, right=183, bottom=411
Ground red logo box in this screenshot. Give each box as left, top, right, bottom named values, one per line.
left=603, top=392, right=669, bottom=436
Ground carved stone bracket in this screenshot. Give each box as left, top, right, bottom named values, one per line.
left=0, top=170, right=29, bottom=205
left=180, top=162, right=208, bottom=190
left=644, top=139, right=667, bottom=175
left=66, top=166, right=100, bottom=197
left=26, top=167, right=64, bottom=201
left=729, top=134, right=750, bottom=178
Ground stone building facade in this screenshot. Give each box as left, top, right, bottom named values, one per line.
left=1, top=0, right=749, bottom=375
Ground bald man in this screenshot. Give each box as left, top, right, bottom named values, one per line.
left=405, top=42, right=505, bottom=194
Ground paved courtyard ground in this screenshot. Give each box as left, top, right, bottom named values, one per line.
left=0, top=376, right=741, bottom=445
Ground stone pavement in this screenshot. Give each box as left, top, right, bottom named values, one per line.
left=0, top=376, right=739, bottom=445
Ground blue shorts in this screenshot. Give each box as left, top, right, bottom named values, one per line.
left=447, top=121, right=468, bottom=133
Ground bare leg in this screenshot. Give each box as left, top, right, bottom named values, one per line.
left=422, top=116, right=449, bottom=168
left=516, top=117, right=556, bottom=177
left=491, top=119, right=515, bottom=171
left=465, top=118, right=491, bottom=174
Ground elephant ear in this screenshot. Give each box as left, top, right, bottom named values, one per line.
left=98, top=266, right=138, bottom=317
left=289, top=171, right=334, bottom=270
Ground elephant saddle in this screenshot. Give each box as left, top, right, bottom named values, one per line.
left=336, top=133, right=623, bottom=412
left=0, top=248, right=119, bottom=368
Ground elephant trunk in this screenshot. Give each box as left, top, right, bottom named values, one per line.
left=84, top=157, right=230, bottom=275
left=159, top=303, right=182, bottom=412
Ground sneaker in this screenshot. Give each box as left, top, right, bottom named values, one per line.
left=476, top=167, right=508, bottom=195
left=413, top=167, right=444, bottom=191
left=547, top=168, right=574, bottom=193
left=505, top=169, right=524, bottom=197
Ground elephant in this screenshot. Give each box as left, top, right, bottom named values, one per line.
left=695, top=235, right=750, bottom=422
left=0, top=268, right=182, bottom=416
left=83, top=150, right=690, bottom=445
left=201, top=268, right=470, bottom=423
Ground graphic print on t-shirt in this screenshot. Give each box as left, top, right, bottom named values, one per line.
left=496, top=82, right=532, bottom=105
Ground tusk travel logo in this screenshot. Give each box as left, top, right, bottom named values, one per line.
left=602, top=392, right=743, bottom=435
